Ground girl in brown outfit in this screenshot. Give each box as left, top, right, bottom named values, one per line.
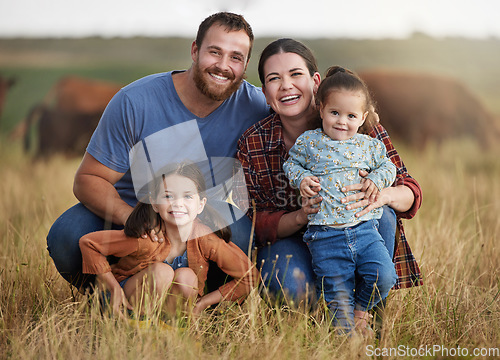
left=80, top=161, right=258, bottom=318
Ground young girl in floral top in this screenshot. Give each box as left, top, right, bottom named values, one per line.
left=80, top=161, right=257, bottom=318
left=283, top=66, right=398, bottom=335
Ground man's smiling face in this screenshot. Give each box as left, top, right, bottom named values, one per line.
left=191, top=24, right=250, bottom=101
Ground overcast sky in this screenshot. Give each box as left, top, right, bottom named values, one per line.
left=1, top=0, right=499, bottom=39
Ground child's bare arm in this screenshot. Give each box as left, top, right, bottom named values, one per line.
left=300, top=176, right=321, bottom=198
left=96, top=272, right=133, bottom=318
left=192, top=290, right=223, bottom=315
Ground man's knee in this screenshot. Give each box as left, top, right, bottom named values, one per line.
left=46, top=203, right=107, bottom=289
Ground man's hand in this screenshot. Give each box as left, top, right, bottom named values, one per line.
left=141, top=228, right=165, bottom=243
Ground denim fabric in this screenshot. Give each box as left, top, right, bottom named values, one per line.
left=256, top=205, right=396, bottom=305
left=377, top=206, right=397, bottom=259
left=119, top=277, right=130, bottom=288
left=257, top=233, right=316, bottom=304
left=164, top=250, right=189, bottom=269
left=303, top=219, right=397, bottom=331
left=46, top=203, right=123, bottom=290
left=47, top=202, right=253, bottom=291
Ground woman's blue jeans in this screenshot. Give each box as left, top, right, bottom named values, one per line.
left=304, top=220, right=397, bottom=330
left=256, top=206, right=397, bottom=306
left=46, top=202, right=253, bottom=291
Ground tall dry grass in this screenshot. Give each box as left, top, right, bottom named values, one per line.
left=0, top=138, right=499, bottom=359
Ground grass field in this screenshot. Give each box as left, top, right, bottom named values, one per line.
left=1, top=138, right=498, bottom=359
left=0, top=36, right=499, bottom=359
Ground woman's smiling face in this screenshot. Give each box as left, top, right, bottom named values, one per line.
left=262, top=52, right=320, bottom=121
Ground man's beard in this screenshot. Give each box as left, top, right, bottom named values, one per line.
left=193, top=62, right=245, bottom=101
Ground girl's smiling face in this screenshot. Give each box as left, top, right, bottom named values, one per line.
left=320, top=89, right=368, bottom=141
left=262, top=52, right=320, bottom=121
left=153, top=174, right=206, bottom=228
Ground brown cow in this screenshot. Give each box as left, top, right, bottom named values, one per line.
left=359, top=70, right=499, bottom=148
left=23, top=75, right=122, bottom=158
left=0, top=75, right=16, bottom=119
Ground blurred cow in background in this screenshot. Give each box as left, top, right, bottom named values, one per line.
left=22, top=75, right=122, bottom=158
left=359, top=70, right=499, bottom=149
left=0, top=75, right=16, bottom=119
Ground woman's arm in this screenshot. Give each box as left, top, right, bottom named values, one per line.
left=342, top=123, right=422, bottom=218
left=342, top=173, right=415, bottom=218
left=276, top=196, right=321, bottom=238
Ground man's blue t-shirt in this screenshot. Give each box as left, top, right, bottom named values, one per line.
left=86, top=71, right=269, bottom=206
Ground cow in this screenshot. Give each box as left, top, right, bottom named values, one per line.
left=0, top=75, right=16, bottom=119
left=359, top=70, right=499, bottom=149
left=22, top=75, right=122, bottom=158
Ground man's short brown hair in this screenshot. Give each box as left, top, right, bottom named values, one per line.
left=195, top=12, right=254, bottom=60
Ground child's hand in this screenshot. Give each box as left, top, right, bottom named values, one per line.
left=110, top=287, right=133, bottom=319
left=97, top=272, right=133, bottom=319
left=360, top=178, right=379, bottom=204
left=192, top=290, right=223, bottom=316
left=300, top=176, right=321, bottom=198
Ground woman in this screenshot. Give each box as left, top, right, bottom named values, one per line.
left=236, top=38, right=422, bottom=304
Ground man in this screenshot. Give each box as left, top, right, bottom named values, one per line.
left=47, top=12, right=269, bottom=291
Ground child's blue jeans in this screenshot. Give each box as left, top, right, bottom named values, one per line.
left=303, top=219, right=397, bottom=331
left=257, top=206, right=397, bottom=304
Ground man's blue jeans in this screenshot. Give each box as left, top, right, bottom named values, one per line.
left=46, top=202, right=253, bottom=291
left=256, top=206, right=397, bottom=304
left=304, top=220, right=397, bottom=330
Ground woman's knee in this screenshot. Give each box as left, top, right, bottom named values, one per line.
left=370, top=264, right=397, bottom=295
left=378, top=206, right=397, bottom=259
left=257, top=239, right=315, bottom=303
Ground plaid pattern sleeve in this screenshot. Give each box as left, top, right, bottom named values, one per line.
left=237, top=114, right=301, bottom=246
left=370, top=123, right=423, bottom=289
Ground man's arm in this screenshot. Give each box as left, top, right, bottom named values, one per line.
left=73, top=152, right=133, bottom=226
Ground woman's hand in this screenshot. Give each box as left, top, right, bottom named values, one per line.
left=276, top=194, right=322, bottom=238
left=360, top=178, right=380, bottom=204
left=341, top=170, right=390, bottom=218
left=297, top=194, right=322, bottom=224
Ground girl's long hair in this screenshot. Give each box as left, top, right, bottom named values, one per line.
left=124, top=161, right=232, bottom=242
